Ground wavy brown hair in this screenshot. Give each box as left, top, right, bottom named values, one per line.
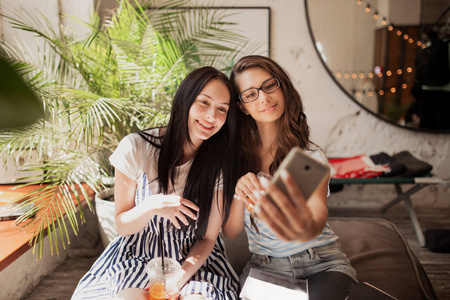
left=230, top=55, right=312, bottom=175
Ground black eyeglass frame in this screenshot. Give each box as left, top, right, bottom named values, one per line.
left=239, top=77, right=281, bottom=103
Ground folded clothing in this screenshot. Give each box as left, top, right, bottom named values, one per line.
left=392, top=151, right=433, bottom=177
left=329, top=154, right=390, bottom=179
left=369, top=152, right=407, bottom=177
left=329, top=151, right=433, bottom=179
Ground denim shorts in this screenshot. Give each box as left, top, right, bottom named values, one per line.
left=240, top=240, right=357, bottom=287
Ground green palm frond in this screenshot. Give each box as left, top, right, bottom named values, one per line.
left=0, top=0, right=260, bottom=259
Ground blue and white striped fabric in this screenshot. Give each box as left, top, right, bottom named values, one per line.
left=244, top=146, right=338, bottom=258
left=72, top=175, right=239, bottom=299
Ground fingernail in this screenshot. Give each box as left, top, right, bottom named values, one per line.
left=260, top=176, right=270, bottom=188
left=252, top=202, right=261, bottom=216
left=252, top=189, right=262, bottom=201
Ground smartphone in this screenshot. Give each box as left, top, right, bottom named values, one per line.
left=271, top=147, right=330, bottom=200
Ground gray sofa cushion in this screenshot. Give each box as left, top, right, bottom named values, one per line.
left=222, top=217, right=437, bottom=300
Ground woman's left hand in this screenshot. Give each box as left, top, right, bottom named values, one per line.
left=254, top=170, right=328, bottom=242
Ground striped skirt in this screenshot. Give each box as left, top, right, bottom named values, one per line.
left=71, top=217, right=239, bottom=299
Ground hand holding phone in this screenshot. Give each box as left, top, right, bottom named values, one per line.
left=250, top=147, right=330, bottom=241
left=270, top=147, right=330, bottom=201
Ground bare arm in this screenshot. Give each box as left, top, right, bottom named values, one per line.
left=114, top=170, right=199, bottom=236
left=255, top=170, right=329, bottom=242
left=222, top=172, right=263, bottom=240
left=221, top=197, right=244, bottom=240
left=176, top=190, right=225, bottom=289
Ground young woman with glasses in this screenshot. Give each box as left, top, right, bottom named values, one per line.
left=224, top=55, right=357, bottom=298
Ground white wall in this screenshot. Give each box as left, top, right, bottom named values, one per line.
left=1, top=0, right=449, bottom=209
left=196, top=0, right=450, bottom=209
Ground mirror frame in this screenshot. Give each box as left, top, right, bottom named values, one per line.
left=304, top=0, right=450, bottom=134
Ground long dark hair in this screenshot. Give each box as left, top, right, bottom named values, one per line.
left=230, top=55, right=312, bottom=175
left=139, top=66, right=238, bottom=239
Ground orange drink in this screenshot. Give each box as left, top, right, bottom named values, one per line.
left=146, top=257, right=182, bottom=300
left=149, top=282, right=179, bottom=300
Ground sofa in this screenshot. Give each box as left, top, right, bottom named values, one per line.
left=222, top=217, right=438, bottom=300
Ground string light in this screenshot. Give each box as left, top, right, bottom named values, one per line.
left=354, top=2, right=426, bottom=49
left=334, top=67, right=414, bottom=80
left=373, top=11, right=379, bottom=19
left=351, top=85, right=412, bottom=98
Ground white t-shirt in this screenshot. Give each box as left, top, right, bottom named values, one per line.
left=109, top=128, right=193, bottom=199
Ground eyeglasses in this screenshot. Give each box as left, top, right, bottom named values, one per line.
left=239, top=78, right=281, bottom=103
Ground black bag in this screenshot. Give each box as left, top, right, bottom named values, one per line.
left=415, top=36, right=450, bottom=87
left=425, top=229, right=450, bottom=253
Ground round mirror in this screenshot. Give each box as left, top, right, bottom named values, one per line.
left=305, top=0, right=450, bottom=132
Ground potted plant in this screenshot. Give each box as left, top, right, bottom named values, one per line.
left=0, top=0, right=254, bottom=258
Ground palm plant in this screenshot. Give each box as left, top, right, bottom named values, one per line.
left=0, top=0, right=256, bottom=259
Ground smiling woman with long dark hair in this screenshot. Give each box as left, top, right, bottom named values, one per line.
left=72, top=66, right=239, bottom=300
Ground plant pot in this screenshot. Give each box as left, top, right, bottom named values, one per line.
left=95, top=188, right=117, bottom=248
